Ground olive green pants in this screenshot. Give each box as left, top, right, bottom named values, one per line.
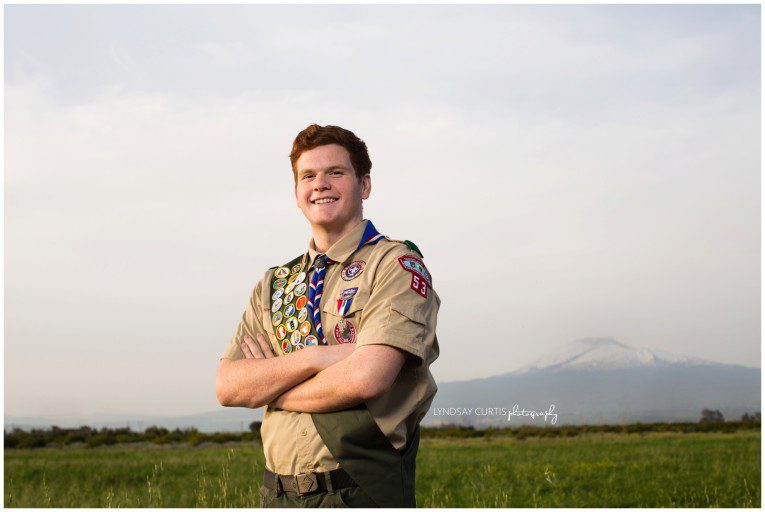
left=258, top=484, right=379, bottom=508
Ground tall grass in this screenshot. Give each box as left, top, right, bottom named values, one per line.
left=5, top=431, right=760, bottom=507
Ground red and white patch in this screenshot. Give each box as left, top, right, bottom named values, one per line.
left=410, top=274, right=428, bottom=298
left=398, top=256, right=431, bottom=298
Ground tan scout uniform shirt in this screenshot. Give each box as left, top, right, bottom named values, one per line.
left=221, top=219, right=440, bottom=475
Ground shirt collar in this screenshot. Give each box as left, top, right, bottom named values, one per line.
left=308, top=219, right=371, bottom=268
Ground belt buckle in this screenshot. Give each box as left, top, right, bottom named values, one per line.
left=294, top=472, right=319, bottom=495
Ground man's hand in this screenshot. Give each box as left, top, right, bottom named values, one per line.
left=241, top=333, right=276, bottom=359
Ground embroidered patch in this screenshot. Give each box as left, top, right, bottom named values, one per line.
left=410, top=274, right=428, bottom=298
left=397, top=256, right=432, bottom=286
left=281, top=339, right=292, bottom=353
left=271, top=298, right=283, bottom=313
left=290, top=331, right=302, bottom=346
left=299, top=321, right=312, bottom=336
left=294, top=272, right=307, bottom=285
left=304, top=335, right=318, bottom=346
left=272, top=288, right=284, bottom=301
left=275, top=325, right=287, bottom=340
left=271, top=311, right=283, bottom=326
left=339, top=287, right=358, bottom=299
left=298, top=307, right=308, bottom=323
left=294, top=283, right=307, bottom=296
left=273, top=279, right=287, bottom=290
left=342, top=261, right=366, bottom=281
left=296, top=295, right=307, bottom=310
left=291, top=263, right=303, bottom=274
left=284, top=292, right=294, bottom=305
left=334, top=319, right=357, bottom=344
left=274, top=267, right=290, bottom=279
left=285, top=317, right=298, bottom=332
left=398, top=256, right=432, bottom=298
left=284, top=304, right=295, bottom=318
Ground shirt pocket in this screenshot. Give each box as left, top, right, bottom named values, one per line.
left=321, top=287, right=370, bottom=345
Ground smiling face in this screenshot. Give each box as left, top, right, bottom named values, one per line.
left=295, top=143, right=371, bottom=233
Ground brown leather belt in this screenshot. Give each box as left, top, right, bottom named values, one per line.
left=263, top=467, right=358, bottom=495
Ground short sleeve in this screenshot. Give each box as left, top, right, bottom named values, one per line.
left=355, top=246, right=439, bottom=366
left=221, top=276, right=269, bottom=360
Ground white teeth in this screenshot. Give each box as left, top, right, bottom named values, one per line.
left=314, top=198, right=337, bottom=204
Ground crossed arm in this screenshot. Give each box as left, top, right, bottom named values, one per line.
left=216, top=333, right=407, bottom=413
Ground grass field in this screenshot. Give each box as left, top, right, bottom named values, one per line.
left=5, top=430, right=760, bottom=507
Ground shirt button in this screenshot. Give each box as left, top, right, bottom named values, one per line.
left=301, top=429, right=308, bottom=436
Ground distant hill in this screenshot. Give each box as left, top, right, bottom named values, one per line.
left=6, top=338, right=760, bottom=432
left=424, top=337, right=761, bottom=427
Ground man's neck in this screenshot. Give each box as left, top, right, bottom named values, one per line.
left=311, top=217, right=364, bottom=253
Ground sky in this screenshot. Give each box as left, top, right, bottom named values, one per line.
left=4, top=4, right=761, bottom=419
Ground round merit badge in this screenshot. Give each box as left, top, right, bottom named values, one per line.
left=294, top=283, right=307, bottom=296
left=296, top=295, right=307, bottom=310
left=272, top=288, right=284, bottom=301
left=291, top=262, right=303, bottom=274
left=342, top=261, right=366, bottom=281
left=281, top=339, right=292, bottom=353
left=273, top=279, right=287, bottom=290
left=290, top=331, right=302, bottom=346
left=276, top=325, right=287, bottom=340
left=285, top=317, right=298, bottom=332
left=285, top=282, right=297, bottom=295
left=299, top=321, right=311, bottom=336
left=271, top=311, right=283, bottom=326
left=271, top=298, right=283, bottom=313
left=294, top=272, right=307, bottom=285
left=275, top=267, right=290, bottom=279
left=284, top=292, right=294, bottom=305
left=298, top=308, right=308, bottom=323
left=304, top=335, right=318, bottom=346
left=284, top=304, right=296, bottom=317
left=334, top=319, right=357, bottom=344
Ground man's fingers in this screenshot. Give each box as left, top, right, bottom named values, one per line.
left=256, top=333, right=275, bottom=358
left=241, top=340, right=255, bottom=358
left=244, top=335, right=266, bottom=358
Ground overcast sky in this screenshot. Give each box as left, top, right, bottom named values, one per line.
left=5, top=5, right=760, bottom=419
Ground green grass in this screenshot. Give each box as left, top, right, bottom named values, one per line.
left=5, top=431, right=760, bottom=507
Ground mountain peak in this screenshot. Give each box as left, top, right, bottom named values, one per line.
left=513, top=337, right=711, bottom=374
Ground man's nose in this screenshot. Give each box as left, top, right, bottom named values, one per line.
left=314, top=173, right=330, bottom=190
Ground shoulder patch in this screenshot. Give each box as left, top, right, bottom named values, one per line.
left=398, top=255, right=432, bottom=298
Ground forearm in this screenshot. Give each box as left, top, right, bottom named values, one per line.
left=216, top=347, right=321, bottom=409
left=270, top=355, right=366, bottom=413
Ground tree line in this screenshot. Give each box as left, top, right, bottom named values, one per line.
left=5, top=411, right=760, bottom=449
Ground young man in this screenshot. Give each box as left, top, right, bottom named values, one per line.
left=216, top=124, right=440, bottom=508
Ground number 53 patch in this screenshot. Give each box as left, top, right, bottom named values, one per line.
left=398, top=256, right=432, bottom=298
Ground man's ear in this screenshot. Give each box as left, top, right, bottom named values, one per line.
left=361, top=174, right=371, bottom=200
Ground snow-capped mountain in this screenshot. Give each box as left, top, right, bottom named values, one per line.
left=513, top=337, right=714, bottom=374
left=425, top=337, right=760, bottom=427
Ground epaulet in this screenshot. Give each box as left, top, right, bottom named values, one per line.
left=385, top=236, right=424, bottom=258
left=268, top=265, right=279, bottom=270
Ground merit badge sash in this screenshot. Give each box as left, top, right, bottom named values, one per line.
left=269, top=253, right=321, bottom=354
